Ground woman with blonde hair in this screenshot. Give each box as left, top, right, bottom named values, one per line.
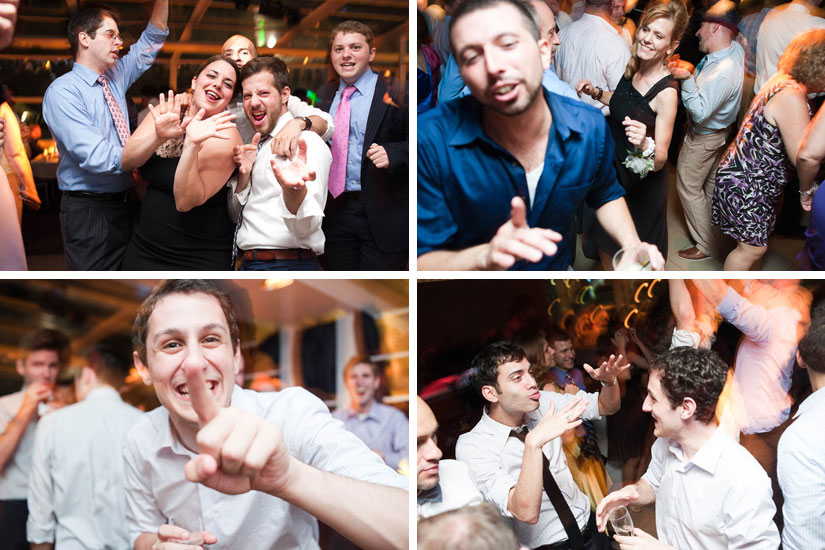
left=713, top=29, right=825, bottom=270
left=577, top=0, right=688, bottom=268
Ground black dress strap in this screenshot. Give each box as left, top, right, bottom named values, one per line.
left=643, top=74, right=678, bottom=100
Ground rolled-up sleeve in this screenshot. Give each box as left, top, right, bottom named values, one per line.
left=456, top=435, right=519, bottom=517
left=279, top=134, right=332, bottom=239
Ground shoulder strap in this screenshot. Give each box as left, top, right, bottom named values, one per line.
left=644, top=75, right=677, bottom=100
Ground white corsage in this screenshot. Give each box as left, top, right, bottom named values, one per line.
left=622, top=137, right=655, bottom=178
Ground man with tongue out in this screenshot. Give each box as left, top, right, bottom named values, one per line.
left=123, top=280, right=407, bottom=549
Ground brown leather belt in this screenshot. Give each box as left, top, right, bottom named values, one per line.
left=242, top=249, right=316, bottom=261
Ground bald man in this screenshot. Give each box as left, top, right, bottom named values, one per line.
left=220, top=34, right=333, bottom=155
left=417, top=397, right=482, bottom=519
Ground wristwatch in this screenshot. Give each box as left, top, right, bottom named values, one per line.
left=297, top=116, right=312, bottom=131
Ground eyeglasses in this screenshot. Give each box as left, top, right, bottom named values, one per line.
left=89, top=29, right=122, bottom=42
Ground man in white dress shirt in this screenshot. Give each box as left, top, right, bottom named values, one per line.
left=231, top=56, right=332, bottom=270
left=27, top=343, right=142, bottom=550
left=124, top=280, right=407, bottom=550
left=555, top=0, right=630, bottom=115
left=417, top=396, right=483, bottom=519
left=596, top=347, right=780, bottom=550
left=220, top=34, right=333, bottom=151
left=0, top=330, right=66, bottom=550
left=456, top=341, right=625, bottom=549
left=777, top=312, right=825, bottom=550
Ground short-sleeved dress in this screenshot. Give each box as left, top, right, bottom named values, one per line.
left=712, top=77, right=809, bottom=246
left=121, top=140, right=235, bottom=270
left=587, top=74, right=678, bottom=258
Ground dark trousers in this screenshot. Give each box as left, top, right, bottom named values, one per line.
left=239, top=257, right=320, bottom=271
left=740, top=415, right=795, bottom=533
left=60, top=191, right=132, bottom=270
left=0, top=499, right=29, bottom=550
left=322, top=196, right=407, bottom=271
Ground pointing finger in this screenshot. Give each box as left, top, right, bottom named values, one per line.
left=185, top=365, right=220, bottom=426
left=510, top=196, right=527, bottom=228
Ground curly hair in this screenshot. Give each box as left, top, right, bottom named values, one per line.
left=625, top=0, right=689, bottom=80
left=471, top=341, right=526, bottom=395
left=778, top=29, right=825, bottom=91
left=514, top=331, right=551, bottom=388
left=650, top=347, right=728, bottom=424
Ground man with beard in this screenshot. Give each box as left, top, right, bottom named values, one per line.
left=230, top=56, right=332, bottom=270
left=332, top=357, right=408, bottom=470
left=417, top=0, right=664, bottom=270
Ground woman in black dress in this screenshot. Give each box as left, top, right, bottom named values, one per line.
left=576, top=0, right=688, bottom=268
left=121, top=55, right=241, bottom=270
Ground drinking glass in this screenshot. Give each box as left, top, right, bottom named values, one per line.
left=609, top=506, right=635, bottom=537
left=612, top=246, right=652, bottom=271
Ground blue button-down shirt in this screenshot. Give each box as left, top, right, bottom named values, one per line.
left=418, top=88, right=625, bottom=270
left=332, top=401, right=409, bottom=470
left=329, top=69, right=377, bottom=192
left=681, top=42, right=745, bottom=134
left=43, top=23, right=167, bottom=193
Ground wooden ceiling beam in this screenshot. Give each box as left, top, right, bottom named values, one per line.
left=169, top=0, right=213, bottom=88
left=374, top=19, right=407, bottom=50
left=273, top=0, right=347, bottom=47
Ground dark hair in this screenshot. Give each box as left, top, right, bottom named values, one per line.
left=67, top=6, right=117, bottom=58
left=471, top=341, right=525, bottom=395
left=20, top=329, right=70, bottom=365
left=418, top=504, right=520, bottom=550
left=798, top=322, right=825, bottom=374
left=132, top=280, right=240, bottom=365
left=330, top=20, right=375, bottom=46
left=546, top=328, right=572, bottom=346
left=343, top=355, right=380, bottom=378
left=192, top=54, right=240, bottom=91
left=650, top=347, right=727, bottom=424
left=449, top=0, right=540, bottom=59
left=240, top=55, right=290, bottom=94
left=514, top=331, right=550, bottom=387
left=88, top=343, right=131, bottom=387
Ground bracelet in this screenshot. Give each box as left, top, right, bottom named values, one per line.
left=800, top=183, right=819, bottom=196
left=600, top=378, right=617, bottom=387
left=593, top=86, right=604, bottom=101
left=297, top=116, right=312, bottom=131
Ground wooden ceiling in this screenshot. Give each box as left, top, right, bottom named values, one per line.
left=3, top=0, right=409, bottom=95
left=0, top=278, right=409, bottom=389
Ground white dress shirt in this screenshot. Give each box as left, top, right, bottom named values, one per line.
left=777, top=386, right=825, bottom=550
left=417, top=459, right=484, bottom=519
left=233, top=112, right=332, bottom=255
left=26, top=387, right=142, bottom=549
left=456, top=390, right=601, bottom=548
left=755, top=2, right=825, bottom=92
left=717, top=286, right=802, bottom=434
left=555, top=13, right=630, bottom=115
left=0, top=390, right=38, bottom=500
left=642, top=427, right=780, bottom=549
left=123, top=385, right=407, bottom=550
left=228, top=95, right=334, bottom=145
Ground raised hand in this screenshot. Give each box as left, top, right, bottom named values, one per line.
left=622, top=117, right=649, bottom=148
left=667, top=56, right=694, bottom=80
left=233, top=133, right=261, bottom=176
left=185, top=109, right=237, bottom=145
left=526, top=397, right=588, bottom=450
left=21, top=380, right=53, bottom=417
left=270, top=137, right=316, bottom=192
left=583, top=353, right=630, bottom=384
left=182, top=365, right=293, bottom=497
left=485, top=196, right=563, bottom=269
left=151, top=524, right=218, bottom=550
left=611, top=329, right=628, bottom=356
left=366, top=143, right=389, bottom=168
left=614, top=527, right=671, bottom=549
left=596, top=485, right=640, bottom=532
left=148, top=91, right=191, bottom=141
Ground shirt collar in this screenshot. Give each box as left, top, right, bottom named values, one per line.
left=703, top=42, right=740, bottom=65
left=479, top=406, right=524, bottom=446
left=450, top=87, right=583, bottom=148
left=794, top=386, right=825, bottom=419
left=340, top=401, right=381, bottom=421
left=270, top=110, right=295, bottom=137
left=72, top=61, right=106, bottom=87
left=337, top=69, right=377, bottom=97
left=84, top=386, right=123, bottom=402
left=666, top=425, right=729, bottom=475
left=417, top=482, right=443, bottom=504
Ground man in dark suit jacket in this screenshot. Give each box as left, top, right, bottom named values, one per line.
left=319, top=21, right=408, bottom=271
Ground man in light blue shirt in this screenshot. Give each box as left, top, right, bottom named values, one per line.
left=777, top=312, right=825, bottom=550
left=42, top=1, right=168, bottom=270
left=669, top=3, right=744, bottom=261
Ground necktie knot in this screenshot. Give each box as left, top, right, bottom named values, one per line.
left=342, top=85, right=357, bottom=100
left=509, top=427, right=529, bottom=443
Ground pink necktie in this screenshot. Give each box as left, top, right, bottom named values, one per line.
left=98, top=74, right=131, bottom=146
left=328, top=85, right=357, bottom=198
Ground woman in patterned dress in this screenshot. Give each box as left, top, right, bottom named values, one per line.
left=712, top=29, right=825, bottom=270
